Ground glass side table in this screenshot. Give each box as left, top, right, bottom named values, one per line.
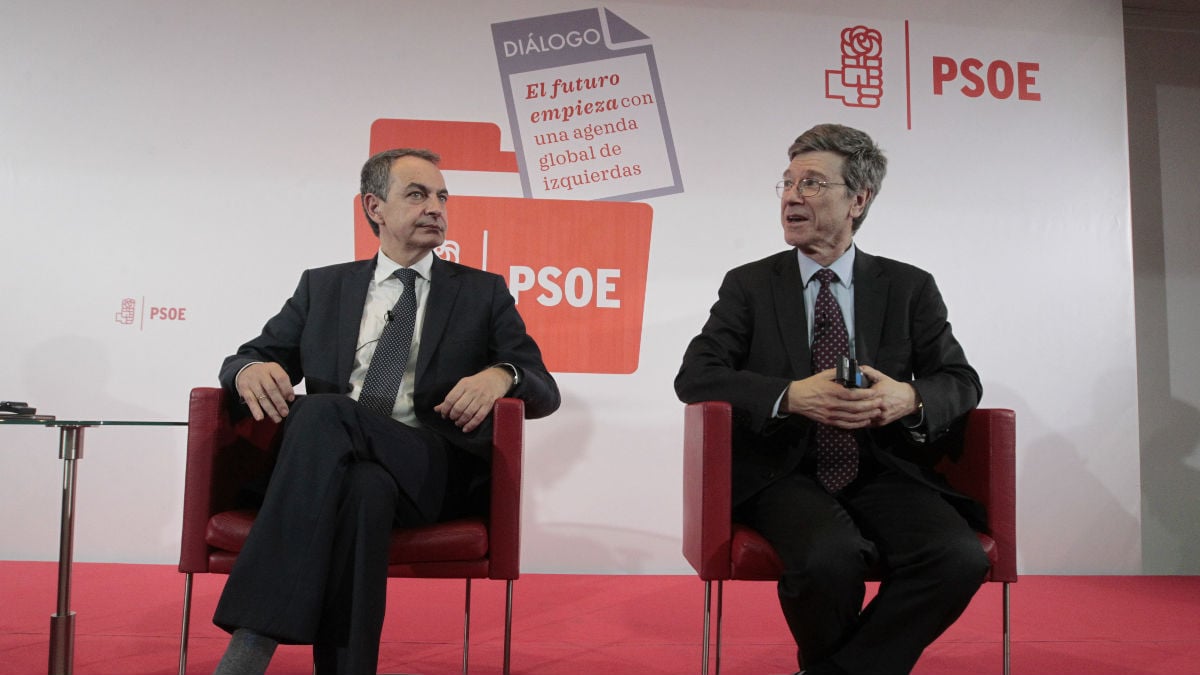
left=0, top=417, right=187, bottom=675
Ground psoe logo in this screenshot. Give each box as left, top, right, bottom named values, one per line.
left=115, top=298, right=137, bottom=325
left=435, top=240, right=461, bottom=263
left=826, top=25, right=883, bottom=108
left=114, top=297, right=190, bottom=330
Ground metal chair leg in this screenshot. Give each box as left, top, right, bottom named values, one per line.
left=714, top=580, right=724, bottom=675
left=701, top=581, right=712, bottom=675
left=503, top=580, right=514, bottom=675
left=462, top=578, right=472, bottom=675
left=178, top=573, right=193, bottom=675
left=1003, top=578, right=1012, bottom=672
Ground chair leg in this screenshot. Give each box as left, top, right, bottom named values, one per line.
left=714, top=580, right=724, bottom=675
left=699, top=580, right=726, bottom=675
left=998, top=578, right=1008, bottom=672
left=701, top=580, right=712, bottom=675
left=178, top=573, right=193, bottom=675
left=503, top=579, right=514, bottom=675
left=462, top=578, right=472, bottom=675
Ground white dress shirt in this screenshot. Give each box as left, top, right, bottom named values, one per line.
left=347, top=251, right=434, bottom=427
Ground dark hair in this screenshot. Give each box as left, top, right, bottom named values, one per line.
left=359, top=148, right=441, bottom=235
left=788, top=124, right=886, bottom=232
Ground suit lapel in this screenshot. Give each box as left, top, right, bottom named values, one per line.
left=771, top=251, right=813, bottom=377
left=337, top=259, right=376, bottom=391
left=852, top=248, right=887, bottom=367
left=416, top=256, right=462, bottom=379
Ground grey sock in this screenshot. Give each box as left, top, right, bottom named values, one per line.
left=212, top=627, right=278, bottom=675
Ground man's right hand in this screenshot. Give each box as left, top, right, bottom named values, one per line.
left=235, top=362, right=295, bottom=423
left=782, top=368, right=881, bottom=429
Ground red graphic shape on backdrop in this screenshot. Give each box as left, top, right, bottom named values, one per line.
left=354, top=119, right=653, bottom=374
left=369, top=119, right=519, bottom=172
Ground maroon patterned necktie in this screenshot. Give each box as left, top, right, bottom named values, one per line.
left=811, top=268, right=859, bottom=492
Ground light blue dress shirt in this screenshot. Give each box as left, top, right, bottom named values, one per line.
left=771, top=245, right=857, bottom=418
left=797, top=245, right=856, bottom=358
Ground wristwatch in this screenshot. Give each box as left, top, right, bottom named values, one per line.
left=492, top=362, right=521, bottom=391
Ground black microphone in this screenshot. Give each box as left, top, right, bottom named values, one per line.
left=385, top=310, right=394, bottom=322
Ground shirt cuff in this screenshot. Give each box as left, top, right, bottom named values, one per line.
left=772, top=386, right=788, bottom=418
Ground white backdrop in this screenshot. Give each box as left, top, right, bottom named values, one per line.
left=0, top=0, right=1138, bottom=573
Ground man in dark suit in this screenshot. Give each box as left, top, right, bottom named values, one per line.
left=675, top=124, right=987, bottom=675
left=210, top=148, right=560, bottom=675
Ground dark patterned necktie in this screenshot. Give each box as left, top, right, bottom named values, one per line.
left=811, top=268, right=859, bottom=492
left=359, top=267, right=419, bottom=416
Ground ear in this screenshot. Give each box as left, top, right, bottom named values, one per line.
left=849, top=189, right=871, bottom=218
left=362, top=192, right=385, bottom=227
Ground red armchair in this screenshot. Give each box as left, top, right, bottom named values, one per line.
left=178, top=387, right=525, bottom=675
left=682, top=402, right=1016, bottom=675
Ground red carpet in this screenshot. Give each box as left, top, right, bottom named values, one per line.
left=1, top=562, right=1197, bottom=674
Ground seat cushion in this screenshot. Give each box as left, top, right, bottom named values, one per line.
left=205, top=510, right=490, bottom=564
left=729, top=525, right=784, bottom=580
left=728, top=525, right=999, bottom=581
left=205, top=509, right=257, bottom=554
left=387, top=519, right=489, bottom=562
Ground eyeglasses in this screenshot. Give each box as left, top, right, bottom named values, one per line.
left=776, top=178, right=848, bottom=199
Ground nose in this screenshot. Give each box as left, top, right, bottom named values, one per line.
left=423, top=195, right=445, bottom=215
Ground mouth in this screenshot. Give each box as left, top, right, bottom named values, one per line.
left=784, top=212, right=810, bottom=224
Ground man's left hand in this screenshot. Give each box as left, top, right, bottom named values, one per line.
left=433, top=366, right=514, bottom=433
left=858, top=365, right=920, bottom=427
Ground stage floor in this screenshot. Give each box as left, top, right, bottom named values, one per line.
left=1, top=562, right=1197, bottom=674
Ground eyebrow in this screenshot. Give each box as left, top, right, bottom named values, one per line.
left=403, top=182, right=450, bottom=198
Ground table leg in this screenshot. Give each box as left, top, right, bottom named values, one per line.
left=49, top=426, right=83, bottom=675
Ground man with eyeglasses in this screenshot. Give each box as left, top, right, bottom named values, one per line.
left=676, top=124, right=986, bottom=675
left=208, top=148, right=560, bottom=675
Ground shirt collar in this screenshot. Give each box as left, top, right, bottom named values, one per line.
left=373, top=250, right=435, bottom=284
left=798, top=243, right=856, bottom=289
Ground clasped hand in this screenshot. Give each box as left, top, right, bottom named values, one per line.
left=783, top=364, right=918, bottom=429
left=236, top=362, right=512, bottom=433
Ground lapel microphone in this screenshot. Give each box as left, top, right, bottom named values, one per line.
left=385, top=311, right=394, bottom=322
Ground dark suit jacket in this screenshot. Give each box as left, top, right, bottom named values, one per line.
left=675, top=247, right=982, bottom=523
left=219, top=255, right=560, bottom=461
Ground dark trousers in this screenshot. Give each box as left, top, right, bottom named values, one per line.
left=738, top=462, right=990, bottom=675
left=213, top=394, right=455, bottom=675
